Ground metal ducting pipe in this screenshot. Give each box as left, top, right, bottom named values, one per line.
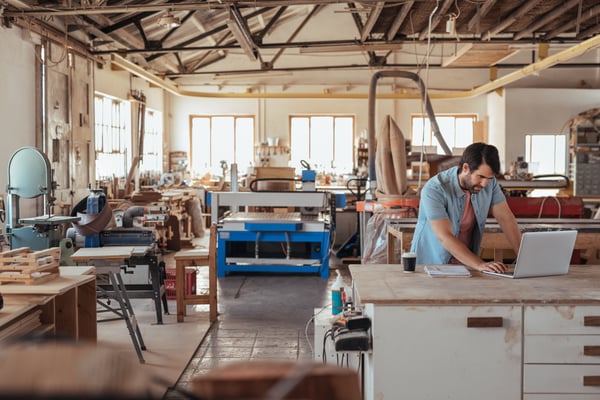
left=366, top=70, right=451, bottom=200
left=123, top=206, right=146, bottom=228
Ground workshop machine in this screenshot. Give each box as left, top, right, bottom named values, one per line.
left=211, top=169, right=341, bottom=279
left=6, top=147, right=79, bottom=250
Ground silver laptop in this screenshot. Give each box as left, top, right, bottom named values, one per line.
left=483, top=230, right=577, bottom=279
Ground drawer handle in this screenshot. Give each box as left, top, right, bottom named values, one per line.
left=584, top=346, right=600, bottom=356
left=584, top=316, right=600, bottom=327
left=583, top=376, right=600, bottom=386
left=467, top=317, right=503, bottom=328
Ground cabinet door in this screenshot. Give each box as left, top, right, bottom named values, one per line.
left=364, top=304, right=522, bottom=400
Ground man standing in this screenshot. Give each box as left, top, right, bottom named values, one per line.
left=410, top=142, right=521, bottom=272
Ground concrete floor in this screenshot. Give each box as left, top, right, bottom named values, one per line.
left=163, top=258, right=353, bottom=399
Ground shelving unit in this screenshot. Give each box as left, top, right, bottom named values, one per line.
left=356, top=139, right=368, bottom=171
left=569, top=112, right=600, bottom=196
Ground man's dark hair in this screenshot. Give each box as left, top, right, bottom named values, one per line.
left=459, top=142, right=501, bottom=175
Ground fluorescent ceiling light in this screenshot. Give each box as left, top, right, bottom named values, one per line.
left=212, top=71, right=292, bottom=80
left=299, top=43, right=402, bottom=54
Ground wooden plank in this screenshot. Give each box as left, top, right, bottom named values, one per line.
left=0, top=275, right=95, bottom=295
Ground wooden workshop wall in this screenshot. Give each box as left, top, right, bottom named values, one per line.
left=41, top=41, right=95, bottom=213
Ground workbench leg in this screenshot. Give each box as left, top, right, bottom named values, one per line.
left=109, top=273, right=146, bottom=363
left=217, top=235, right=227, bottom=277
left=209, top=224, right=218, bottom=322
left=176, top=261, right=186, bottom=322
left=148, top=257, right=164, bottom=324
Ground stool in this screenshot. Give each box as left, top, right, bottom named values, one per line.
left=174, top=224, right=217, bottom=322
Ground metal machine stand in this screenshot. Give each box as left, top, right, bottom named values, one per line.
left=96, top=265, right=147, bottom=364
left=335, top=178, right=367, bottom=259
left=6, top=147, right=79, bottom=249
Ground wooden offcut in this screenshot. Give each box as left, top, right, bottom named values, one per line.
left=0, top=247, right=60, bottom=285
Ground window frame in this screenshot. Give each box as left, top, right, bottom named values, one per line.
left=288, top=114, right=355, bottom=174
left=189, top=114, right=256, bottom=176
left=93, top=93, right=132, bottom=180
left=410, top=113, right=478, bottom=154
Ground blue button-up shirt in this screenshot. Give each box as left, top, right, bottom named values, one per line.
left=410, top=166, right=506, bottom=264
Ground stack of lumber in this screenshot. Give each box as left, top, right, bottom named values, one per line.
left=0, top=247, right=60, bottom=285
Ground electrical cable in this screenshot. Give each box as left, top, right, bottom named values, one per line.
left=304, top=303, right=330, bottom=357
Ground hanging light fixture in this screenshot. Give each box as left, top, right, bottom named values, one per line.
left=158, top=12, right=181, bottom=29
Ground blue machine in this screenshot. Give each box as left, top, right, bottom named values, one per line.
left=6, top=147, right=80, bottom=250
left=211, top=189, right=337, bottom=279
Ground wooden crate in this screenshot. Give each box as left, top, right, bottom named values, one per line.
left=0, top=247, right=60, bottom=285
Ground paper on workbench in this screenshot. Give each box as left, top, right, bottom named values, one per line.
left=424, top=265, right=471, bottom=277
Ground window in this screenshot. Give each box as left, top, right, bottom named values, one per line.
left=190, top=116, right=255, bottom=176
left=94, top=94, right=131, bottom=180
left=289, top=115, right=354, bottom=174
left=139, top=109, right=163, bottom=174
left=525, top=134, right=566, bottom=175
left=411, top=114, right=477, bottom=153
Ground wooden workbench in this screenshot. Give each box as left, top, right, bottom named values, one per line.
left=0, top=271, right=96, bottom=342
left=386, top=218, right=600, bottom=263
left=350, top=264, right=600, bottom=400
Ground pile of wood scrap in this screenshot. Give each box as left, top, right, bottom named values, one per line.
left=0, top=247, right=60, bottom=285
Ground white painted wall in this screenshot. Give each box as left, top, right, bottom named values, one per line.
left=0, top=27, right=38, bottom=224
left=95, top=66, right=165, bottom=111
left=504, top=88, right=600, bottom=167
left=487, top=91, right=507, bottom=169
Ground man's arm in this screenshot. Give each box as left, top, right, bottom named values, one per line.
left=491, top=200, right=522, bottom=254
left=429, top=218, right=508, bottom=272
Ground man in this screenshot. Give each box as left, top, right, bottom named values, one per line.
left=410, top=142, right=521, bottom=272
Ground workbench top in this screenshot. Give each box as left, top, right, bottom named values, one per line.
left=71, top=246, right=151, bottom=261
left=349, top=264, right=600, bottom=305
left=0, top=274, right=95, bottom=295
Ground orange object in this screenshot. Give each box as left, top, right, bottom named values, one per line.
left=356, top=197, right=420, bottom=213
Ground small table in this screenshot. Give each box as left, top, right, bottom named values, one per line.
left=173, top=225, right=217, bottom=322
left=71, top=246, right=168, bottom=324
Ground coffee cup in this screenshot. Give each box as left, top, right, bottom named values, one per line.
left=402, top=252, right=417, bottom=272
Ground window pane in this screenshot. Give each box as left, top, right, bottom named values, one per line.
left=290, top=117, right=310, bottom=170
left=190, top=116, right=255, bottom=177
left=455, top=118, right=474, bottom=148
left=211, top=117, right=234, bottom=167
left=411, top=117, right=431, bottom=147
left=191, top=117, right=211, bottom=173
left=140, top=109, right=163, bottom=173
left=525, top=134, right=566, bottom=175
left=554, top=135, right=566, bottom=174
left=435, top=116, right=455, bottom=153
left=310, top=116, right=334, bottom=170
left=235, top=117, right=254, bottom=170
left=334, top=117, right=353, bottom=173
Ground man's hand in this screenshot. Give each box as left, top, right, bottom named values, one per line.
left=477, top=261, right=508, bottom=273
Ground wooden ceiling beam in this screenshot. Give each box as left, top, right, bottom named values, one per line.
left=483, top=0, right=544, bottom=41
left=386, top=0, right=413, bottom=40
left=544, top=3, right=600, bottom=40
left=513, top=0, right=580, bottom=41
left=417, top=0, right=455, bottom=41
left=467, top=0, right=497, bottom=33
left=360, top=1, right=384, bottom=42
